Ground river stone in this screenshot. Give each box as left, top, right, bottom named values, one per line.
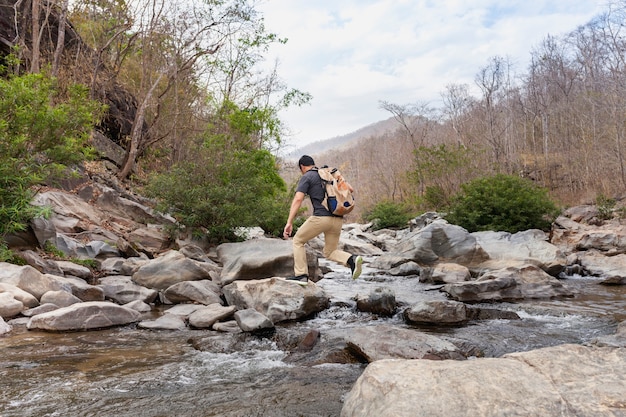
left=97, top=276, right=158, bottom=304
left=341, top=344, right=626, bottom=417
left=443, top=264, right=574, bottom=302
left=355, top=287, right=396, bottom=316
left=188, top=304, right=237, bottom=329
left=123, top=300, right=152, bottom=313
left=54, top=260, right=93, bottom=280
left=21, top=303, right=60, bottom=317
left=344, top=325, right=463, bottom=362
left=234, top=308, right=274, bottom=332
left=137, top=314, right=187, bottom=330
left=0, top=292, right=24, bottom=318
left=26, top=301, right=141, bottom=331
left=391, top=220, right=489, bottom=267
left=0, top=263, right=69, bottom=299
left=419, top=262, right=471, bottom=284
left=473, top=229, right=566, bottom=276
left=163, top=280, right=222, bottom=305
left=132, top=250, right=212, bottom=290
left=403, top=300, right=469, bottom=325
left=223, top=278, right=330, bottom=324
left=0, top=316, right=11, bottom=335
left=217, top=238, right=320, bottom=285
left=0, top=282, right=39, bottom=308
left=56, top=276, right=105, bottom=302
left=40, top=290, right=83, bottom=308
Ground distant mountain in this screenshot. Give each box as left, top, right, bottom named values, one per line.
left=285, top=117, right=399, bottom=160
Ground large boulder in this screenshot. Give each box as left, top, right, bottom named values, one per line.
left=217, top=238, right=320, bottom=285
left=0, top=292, right=24, bottom=318
left=132, top=250, right=213, bottom=290
left=344, top=325, right=463, bottom=362
left=391, top=220, right=489, bottom=267
left=222, top=278, right=330, bottom=324
left=26, top=301, right=141, bottom=331
left=0, top=263, right=70, bottom=299
left=97, top=276, right=158, bottom=304
left=473, top=229, right=566, bottom=276
left=443, top=264, right=574, bottom=302
left=341, top=344, right=626, bottom=417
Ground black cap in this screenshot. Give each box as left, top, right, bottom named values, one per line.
left=298, top=155, right=315, bottom=167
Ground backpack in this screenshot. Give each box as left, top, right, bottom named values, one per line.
left=317, top=165, right=355, bottom=216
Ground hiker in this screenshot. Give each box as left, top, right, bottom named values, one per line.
left=282, top=155, right=363, bottom=284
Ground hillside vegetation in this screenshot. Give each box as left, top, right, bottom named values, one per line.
left=2, top=0, right=626, bottom=252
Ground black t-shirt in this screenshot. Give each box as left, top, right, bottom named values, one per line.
left=296, top=168, right=332, bottom=216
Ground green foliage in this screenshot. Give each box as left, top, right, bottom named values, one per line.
left=0, top=73, right=104, bottom=237
left=146, top=145, right=288, bottom=242
left=444, top=174, right=560, bottom=233
left=364, top=200, right=413, bottom=231
left=595, top=194, right=616, bottom=220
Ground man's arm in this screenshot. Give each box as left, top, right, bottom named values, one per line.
left=283, top=191, right=305, bottom=239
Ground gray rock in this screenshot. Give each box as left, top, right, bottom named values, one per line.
left=132, top=250, right=212, bottom=290
left=217, top=238, right=320, bottom=285
left=234, top=308, right=274, bottom=332
left=138, top=314, right=187, bottom=330
left=0, top=263, right=69, bottom=299
left=163, top=280, right=222, bottom=305
left=355, top=287, right=396, bottom=316
left=40, top=290, right=82, bottom=308
left=344, top=325, right=463, bottom=362
left=188, top=304, right=237, bottom=329
left=21, top=303, right=60, bottom=317
left=392, top=220, right=489, bottom=267
left=0, top=282, right=39, bottom=308
left=404, top=300, right=468, bottom=325
left=443, top=264, right=574, bottom=302
left=26, top=301, right=141, bottom=331
left=341, top=344, right=626, bottom=417
left=0, top=316, right=12, bottom=334
left=0, top=292, right=24, bottom=318
left=223, top=278, right=330, bottom=324
left=97, top=275, right=158, bottom=304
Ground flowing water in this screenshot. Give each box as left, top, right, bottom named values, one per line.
left=1, top=259, right=623, bottom=417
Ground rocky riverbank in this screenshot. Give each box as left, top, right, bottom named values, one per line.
left=1, top=165, right=625, bottom=416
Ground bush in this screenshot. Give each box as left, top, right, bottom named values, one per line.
left=364, top=200, right=413, bottom=230
left=0, top=72, right=103, bottom=237
left=146, top=148, right=289, bottom=242
left=444, top=174, right=560, bottom=233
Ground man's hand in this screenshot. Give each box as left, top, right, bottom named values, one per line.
left=283, top=223, right=293, bottom=239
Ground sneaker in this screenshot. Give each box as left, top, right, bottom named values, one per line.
left=286, top=275, right=308, bottom=286
left=350, top=255, right=363, bottom=280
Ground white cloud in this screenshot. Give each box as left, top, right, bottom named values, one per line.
left=257, top=0, right=606, bottom=149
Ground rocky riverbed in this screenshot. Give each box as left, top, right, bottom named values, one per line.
left=1, top=168, right=625, bottom=416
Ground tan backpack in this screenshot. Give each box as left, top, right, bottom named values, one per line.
left=317, top=166, right=355, bottom=216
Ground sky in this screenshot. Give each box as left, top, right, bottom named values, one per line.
left=256, top=0, right=608, bottom=151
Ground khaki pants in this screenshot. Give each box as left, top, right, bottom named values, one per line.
left=293, top=215, right=352, bottom=276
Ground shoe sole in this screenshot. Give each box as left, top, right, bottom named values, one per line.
left=352, top=256, right=363, bottom=280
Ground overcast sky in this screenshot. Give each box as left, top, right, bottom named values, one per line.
left=257, top=0, right=607, bottom=151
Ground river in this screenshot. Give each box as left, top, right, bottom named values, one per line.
left=1, top=258, right=623, bottom=417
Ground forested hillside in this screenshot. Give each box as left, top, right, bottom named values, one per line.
left=308, top=3, right=626, bottom=219
left=2, top=0, right=626, bottom=249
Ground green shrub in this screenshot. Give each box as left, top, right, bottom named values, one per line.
left=596, top=194, right=616, bottom=220
left=444, top=174, right=560, bottom=233
left=364, top=200, right=413, bottom=230
left=146, top=148, right=288, bottom=242
left=0, top=72, right=103, bottom=237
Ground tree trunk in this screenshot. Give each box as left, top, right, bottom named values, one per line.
left=117, top=74, right=163, bottom=180
left=30, top=0, right=40, bottom=72
left=51, top=0, right=68, bottom=77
